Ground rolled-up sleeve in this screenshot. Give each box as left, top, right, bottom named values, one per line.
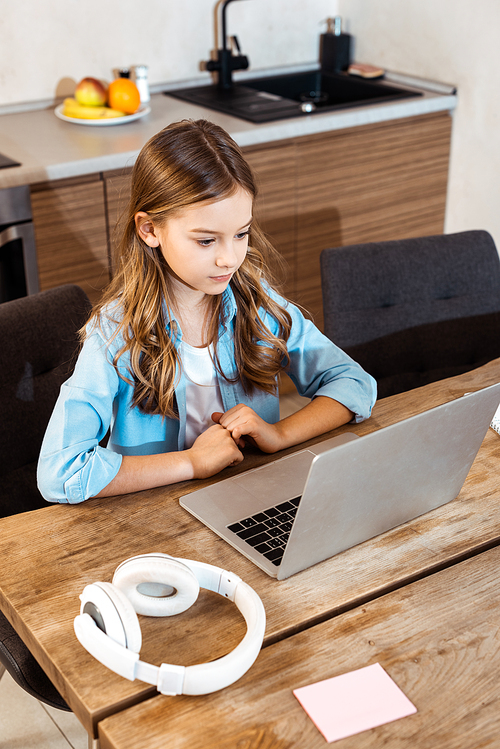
left=276, top=297, right=377, bottom=422
left=37, top=331, right=123, bottom=503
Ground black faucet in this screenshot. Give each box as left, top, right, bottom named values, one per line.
left=205, top=0, right=249, bottom=89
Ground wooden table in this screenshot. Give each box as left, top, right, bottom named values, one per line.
left=97, top=542, right=500, bottom=749
left=1, top=359, right=500, bottom=742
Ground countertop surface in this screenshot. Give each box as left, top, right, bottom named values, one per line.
left=0, top=70, right=457, bottom=190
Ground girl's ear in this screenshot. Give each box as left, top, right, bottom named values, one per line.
left=135, top=212, right=160, bottom=247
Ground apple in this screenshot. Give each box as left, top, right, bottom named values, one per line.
left=75, top=77, right=108, bottom=107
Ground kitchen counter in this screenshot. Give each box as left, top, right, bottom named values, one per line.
left=0, top=69, right=456, bottom=189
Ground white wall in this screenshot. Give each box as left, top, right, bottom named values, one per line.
left=339, top=0, right=500, bottom=248
left=2, top=0, right=497, bottom=249
left=0, top=0, right=337, bottom=104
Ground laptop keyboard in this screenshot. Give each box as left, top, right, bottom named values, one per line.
left=227, top=497, right=301, bottom=567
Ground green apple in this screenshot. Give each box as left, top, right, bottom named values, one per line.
left=75, top=77, right=108, bottom=107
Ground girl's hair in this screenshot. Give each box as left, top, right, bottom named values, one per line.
left=88, top=119, right=292, bottom=418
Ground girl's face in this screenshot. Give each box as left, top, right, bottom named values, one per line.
left=136, top=187, right=253, bottom=301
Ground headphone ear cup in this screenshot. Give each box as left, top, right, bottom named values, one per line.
left=112, top=554, right=200, bottom=617
left=79, top=582, right=142, bottom=653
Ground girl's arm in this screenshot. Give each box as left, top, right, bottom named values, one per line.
left=212, top=396, right=353, bottom=454
left=38, top=324, right=243, bottom=504
left=264, top=288, right=377, bottom=423
left=94, top=424, right=243, bottom=497
left=212, top=289, right=376, bottom=454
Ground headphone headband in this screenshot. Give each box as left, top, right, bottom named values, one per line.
left=74, top=553, right=266, bottom=695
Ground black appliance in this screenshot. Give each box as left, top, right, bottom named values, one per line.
left=0, top=178, right=39, bottom=303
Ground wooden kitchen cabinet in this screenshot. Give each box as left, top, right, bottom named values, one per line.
left=243, top=141, right=297, bottom=300
left=248, top=111, right=451, bottom=329
left=294, top=112, right=451, bottom=328
left=103, top=169, right=132, bottom=272
left=30, top=174, right=110, bottom=304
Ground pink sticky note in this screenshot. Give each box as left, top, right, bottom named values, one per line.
left=293, top=662, right=417, bottom=743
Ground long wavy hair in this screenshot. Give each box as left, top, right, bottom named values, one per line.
left=87, top=119, right=292, bottom=418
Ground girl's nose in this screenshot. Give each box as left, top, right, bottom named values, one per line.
left=216, top=242, right=238, bottom=268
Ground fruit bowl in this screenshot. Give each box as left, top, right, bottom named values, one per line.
left=54, top=103, right=151, bottom=126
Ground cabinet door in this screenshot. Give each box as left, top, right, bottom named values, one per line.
left=31, top=175, right=109, bottom=305
left=296, top=112, right=452, bottom=329
left=103, top=169, right=132, bottom=273
left=243, top=141, right=297, bottom=302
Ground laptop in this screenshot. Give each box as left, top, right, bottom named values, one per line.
left=180, top=383, right=500, bottom=579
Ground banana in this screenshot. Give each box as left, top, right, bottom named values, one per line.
left=62, top=98, right=126, bottom=120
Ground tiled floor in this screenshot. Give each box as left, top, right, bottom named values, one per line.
left=0, top=392, right=309, bottom=748
left=0, top=669, right=88, bottom=749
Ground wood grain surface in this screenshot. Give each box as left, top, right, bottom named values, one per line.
left=295, top=112, right=451, bottom=328
left=244, top=140, right=297, bottom=301
left=98, top=543, right=500, bottom=749
left=102, top=169, right=132, bottom=272
left=245, top=112, right=451, bottom=330
left=0, top=359, right=499, bottom=738
left=31, top=175, right=110, bottom=304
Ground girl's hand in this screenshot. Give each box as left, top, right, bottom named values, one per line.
left=212, top=397, right=354, bottom=457
left=212, top=405, right=284, bottom=454
left=186, top=424, right=244, bottom=479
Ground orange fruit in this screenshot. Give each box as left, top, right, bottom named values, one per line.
left=108, top=78, right=141, bottom=114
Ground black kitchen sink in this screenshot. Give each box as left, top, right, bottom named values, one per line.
left=166, top=69, right=422, bottom=124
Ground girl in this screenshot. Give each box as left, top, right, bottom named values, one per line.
left=37, top=119, right=376, bottom=504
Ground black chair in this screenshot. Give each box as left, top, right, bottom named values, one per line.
left=321, top=231, right=500, bottom=399
left=0, top=284, right=91, bottom=711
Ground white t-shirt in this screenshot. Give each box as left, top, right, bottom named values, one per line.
left=180, top=342, right=224, bottom=448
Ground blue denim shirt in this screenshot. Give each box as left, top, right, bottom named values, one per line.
left=37, top=286, right=376, bottom=503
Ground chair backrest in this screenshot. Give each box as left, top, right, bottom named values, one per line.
left=0, top=285, right=91, bottom=517
left=320, top=231, right=500, bottom=398
left=321, top=230, right=500, bottom=349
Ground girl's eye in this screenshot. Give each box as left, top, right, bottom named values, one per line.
left=235, top=230, right=250, bottom=240
left=197, top=238, right=215, bottom=247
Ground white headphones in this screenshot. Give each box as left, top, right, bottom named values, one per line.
left=73, top=553, right=266, bottom=696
